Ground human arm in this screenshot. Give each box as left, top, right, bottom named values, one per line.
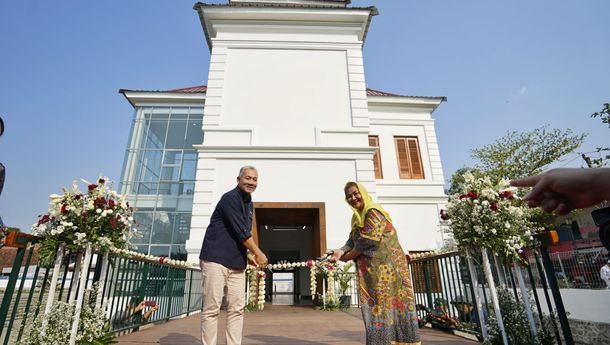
left=332, top=209, right=387, bottom=262
left=141, top=304, right=159, bottom=324
left=243, top=236, right=268, bottom=267
left=219, top=191, right=267, bottom=266
left=510, top=168, right=610, bottom=215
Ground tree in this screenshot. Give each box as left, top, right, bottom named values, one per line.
left=582, top=103, right=610, bottom=167
left=591, top=103, right=610, bottom=128
left=470, top=125, right=586, bottom=180
left=447, top=167, right=482, bottom=195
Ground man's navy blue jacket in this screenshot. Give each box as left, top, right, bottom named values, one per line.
left=199, top=186, right=253, bottom=269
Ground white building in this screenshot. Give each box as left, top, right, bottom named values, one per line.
left=120, top=0, right=446, bottom=299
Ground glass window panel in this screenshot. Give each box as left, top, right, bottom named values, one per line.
left=163, top=151, right=182, bottom=165
left=161, top=166, right=180, bottom=182
left=170, top=107, right=189, bottom=119
left=181, top=182, right=195, bottom=195
left=173, top=214, right=192, bottom=244
left=135, top=245, right=149, bottom=254
left=142, top=107, right=153, bottom=119
left=170, top=245, right=187, bottom=260
left=132, top=212, right=154, bottom=244
left=189, top=108, right=204, bottom=116
left=136, top=182, right=158, bottom=195
left=139, top=150, right=162, bottom=182
left=158, top=182, right=178, bottom=195
left=151, top=212, right=173, bottom=244
left=151, top=107, right=170, bottom=116
left=185, top=119, right=203, bottom=148
left=149, top=245, right=170, bottom=257
left=165, top=120, right=187, bottom=149
left=180, top=152, right=197, bottom=181
left=145, top=120, right=168, bottom=149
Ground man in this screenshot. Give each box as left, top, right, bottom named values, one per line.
left=600, top=260, right=610, bottom=289
left=199, top=166, right=268, bottom=345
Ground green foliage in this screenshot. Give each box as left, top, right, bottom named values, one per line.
left=483, top=288, right=554, bottom=345
left=315, top=296, right=345, bottom=311
left=591, top=103, right=610, bottom=128
left=470, top=125, right=586, bottom=180
left=17, top=284, right=116, bottom=345
left=335, top=261, right=354, bottom=296
left=447, top=167, right=483, bottom=195
left=581, top=103, right=610, bottom=167
left=36, top=238, right=60, bottom=268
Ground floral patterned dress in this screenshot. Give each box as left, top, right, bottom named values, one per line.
left=347, top=209, right=421, bottom=345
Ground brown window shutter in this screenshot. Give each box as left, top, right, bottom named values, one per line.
left=368, top=136, right=383, bottom=179
left=395, top=137, right=425, bottom=180
left=407, top=138, right=424, bottom=179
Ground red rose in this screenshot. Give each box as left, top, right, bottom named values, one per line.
left=306, top=259, right=313, bottom=268
left=94, top=197, right=106, bottom=208
left=74, top=194, right=82, bottom=200
left=459, top=194, right=468, bottom=200
left=108, top=199, right=116, bottom=209
left=88, top=184, right=97, bottom=192
left=440, top=209, right=449, bottom=220
left=60, top=204, right=68, bottom=214
left=467, top=191, right=478, bottom=199
left=490, top=202, right=498, bottom=211
left=37, top=214, right=51, bottom=225
left=499, top=191, right=514, bottom=199
left=110, top=218, right=118, bottom=229
left=98, top=178, right=105, bottom=184
left=159, top=256, right=166, bottom=264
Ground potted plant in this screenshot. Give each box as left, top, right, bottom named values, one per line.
left=336, top=262, right=354, bottom=307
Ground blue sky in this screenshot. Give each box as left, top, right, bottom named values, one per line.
left=1, top=0, right=608, bottom=232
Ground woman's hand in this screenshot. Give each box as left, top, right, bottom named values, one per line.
left=328, top=249, right=344, bottom=263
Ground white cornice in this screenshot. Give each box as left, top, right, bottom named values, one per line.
left=120, top=91, right=206, bottom=108
left=230, top=0, right=349, bottom=8
left=195, top=5, right=374, bottom=49
left=194, top=145, right=375, bottom=159
left=367, top=95, right=446, bottom=113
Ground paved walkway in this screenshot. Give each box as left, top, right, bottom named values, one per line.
left=117, top=305, right=478, bottom=345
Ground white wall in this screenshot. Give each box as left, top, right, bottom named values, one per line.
left=221, top=49, right=351, bottom=147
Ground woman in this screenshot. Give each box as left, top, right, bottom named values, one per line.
left=329, top=182, right=421, bottom=345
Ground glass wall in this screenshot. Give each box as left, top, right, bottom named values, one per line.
left=120, top=106, right=203, bottom=260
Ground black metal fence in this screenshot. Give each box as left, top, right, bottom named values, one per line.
left=0, top=232, right=202, bottom=344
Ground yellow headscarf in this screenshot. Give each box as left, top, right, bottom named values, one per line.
left=347, top=182, right=392, bottom=229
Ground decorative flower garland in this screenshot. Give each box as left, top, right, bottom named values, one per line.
left=246, top=266, right=267, bottom=311
left=109, top=247, right=199, bottom=269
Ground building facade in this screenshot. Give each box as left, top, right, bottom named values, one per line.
left=119, top=0, right=447, bottom=298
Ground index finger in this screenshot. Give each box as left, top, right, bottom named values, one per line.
left=510, top=175, right=541, bottom=188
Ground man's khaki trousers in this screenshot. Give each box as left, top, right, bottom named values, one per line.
left=200, top=260, right=246, bottom=345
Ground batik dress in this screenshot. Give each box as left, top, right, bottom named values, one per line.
left=348, top=208, right=421, bottom=345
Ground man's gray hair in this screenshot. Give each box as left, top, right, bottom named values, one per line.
left=239, top=165, right=257, bottom=177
